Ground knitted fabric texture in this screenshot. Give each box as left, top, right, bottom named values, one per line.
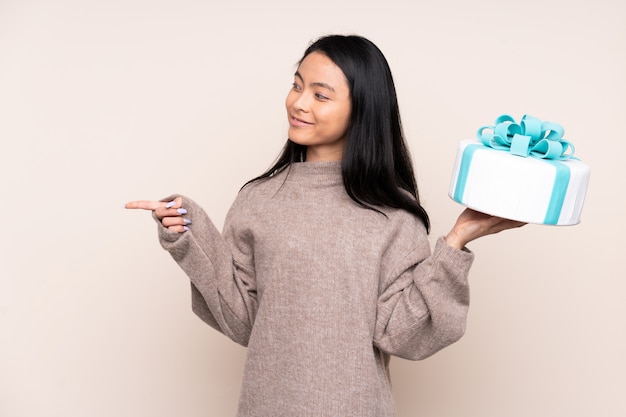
left=156, top=161, right=474, bottom=417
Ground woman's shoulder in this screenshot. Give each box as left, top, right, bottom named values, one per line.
left=229, top=169, right=290, bottom=212
left=381, top=205, right=428, bottom=237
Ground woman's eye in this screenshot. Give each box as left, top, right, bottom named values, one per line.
left=315, top=93, right=329, bottom=100
left=291, top=82, right=301, bottom=90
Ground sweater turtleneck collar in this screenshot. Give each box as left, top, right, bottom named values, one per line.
left=283, top=161, right=343, bottom=186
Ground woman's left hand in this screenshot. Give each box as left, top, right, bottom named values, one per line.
left=444, top=208, right=526, bottom=250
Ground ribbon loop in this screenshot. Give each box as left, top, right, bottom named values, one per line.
left=520, top=115, right=542, bottom=139
left=477, top=114, right=576, bottom=160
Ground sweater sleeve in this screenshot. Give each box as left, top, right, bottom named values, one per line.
left=155, top=194, right=257, bottom=347
left=373, top=231, right=474, bottom=361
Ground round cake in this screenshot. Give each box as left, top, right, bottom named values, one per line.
left=449, top=139, right=590, bottom=226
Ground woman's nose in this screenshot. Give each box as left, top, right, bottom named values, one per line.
left=293, top=92, right=311, bottom=112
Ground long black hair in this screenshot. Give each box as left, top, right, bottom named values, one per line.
left=247, top=34, right=430, bottom=232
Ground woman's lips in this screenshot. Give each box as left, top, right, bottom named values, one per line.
left=290, top=115, right=313, bottom=127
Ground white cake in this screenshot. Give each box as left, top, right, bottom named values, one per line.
left=449, top=138, right=590, bottom=226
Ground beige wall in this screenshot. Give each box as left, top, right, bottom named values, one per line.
left=1, top=0, right=624, bottom=416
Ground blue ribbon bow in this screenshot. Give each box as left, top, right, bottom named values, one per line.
left=477, top=114, right=576, bottom=160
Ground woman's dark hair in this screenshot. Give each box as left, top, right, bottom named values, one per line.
left=247, top=34, right=430, bottom=232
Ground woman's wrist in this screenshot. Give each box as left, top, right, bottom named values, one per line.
left=444, top=229, right=466, bottom=250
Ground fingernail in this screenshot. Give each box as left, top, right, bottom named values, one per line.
left=183, top=218, right=192, bottom=225
left=183, top=226, right=190, bottom=232
left=177, top=208, right=187, bottom=215
left=165, top=200, right=176, bottom=208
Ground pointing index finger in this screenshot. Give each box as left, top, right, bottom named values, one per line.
left=125, top=200, right=166, bottom=211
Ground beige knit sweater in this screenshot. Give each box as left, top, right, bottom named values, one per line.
left=157, top=161, right=474, bottom=417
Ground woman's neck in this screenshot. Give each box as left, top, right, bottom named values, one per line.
left=305, top=146, right=343, bottom=162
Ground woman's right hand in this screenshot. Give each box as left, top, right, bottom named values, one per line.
left=125, top=196, right=191, bottom=233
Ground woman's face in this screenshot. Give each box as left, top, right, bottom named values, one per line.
left=285, top=51, right=351, bottom=162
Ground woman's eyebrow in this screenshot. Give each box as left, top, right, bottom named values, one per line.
left=294, top=71, right=336, bottom=92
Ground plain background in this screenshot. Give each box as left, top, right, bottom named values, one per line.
left=1, top=0, right=624, bottom=416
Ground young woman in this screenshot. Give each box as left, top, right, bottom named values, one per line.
left=126, top=35, right=524, bottom=417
